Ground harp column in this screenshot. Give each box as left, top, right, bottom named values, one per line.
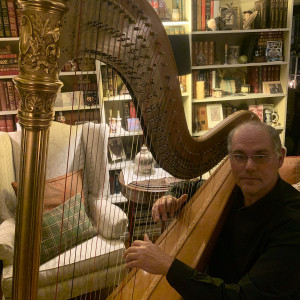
left=12, top=1, right=67, bottom=299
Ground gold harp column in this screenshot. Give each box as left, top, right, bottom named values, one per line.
left=12, top=1, right=67, bottom=299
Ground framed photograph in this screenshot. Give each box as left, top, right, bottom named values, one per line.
left=108, top=138, right=126, bottom=162
left=263, top=81, right=283, bottom=94
left=220, top=6, right=240, bottom=30
left=265, top=41, right=283, bottom=62
left=206, top=104, right=223, bottom=129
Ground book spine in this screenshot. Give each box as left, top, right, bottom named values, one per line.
left=6, top=79, right=16, bottom=110
left=213, top=0, right=219, bottom=18
left=201, top=0, right=205, bottom=31
left=0, top=70, right=18, bottom=75
left=3, top=80, right=10, bottom=110
left=205, top=0, right=210, bottom=30
left=0, top=81, right=7, bottom=110
left=196, top=0, right=202, bottom=31
left=5, top=114, right=14, bottom=131
left=0, top=115, right=7, bottom=131
left=129, top=101, right=136, bottom=118
left=270, top=0, right=276, bottom=28
left=192, top=0, right=197, bottom=31
left=6, top=0, right=18, bottom=36
left=1, top=0, right=11, bottom=37
left=0, top=1, right=5, bottom=37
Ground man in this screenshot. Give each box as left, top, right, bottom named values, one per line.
left=124, top=120, right=300, bottom=299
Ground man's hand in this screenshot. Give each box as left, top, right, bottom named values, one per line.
left=124, top=234, right=174, bottom=275
left=152, top=194, right=188, bottom=222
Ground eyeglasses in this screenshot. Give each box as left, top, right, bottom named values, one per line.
left=230, top=153, right=271, bottom=164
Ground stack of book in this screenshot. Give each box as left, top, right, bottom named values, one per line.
left=0, top=0, right=21, bottom=38
left=192, top=40, right=215, bottom=66
left=0, top=47, right=18, bottom=75
left=0, top=114, right=16, bottom=131
left=0, top=78, right=20, bottom=111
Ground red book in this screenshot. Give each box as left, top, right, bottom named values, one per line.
left=129, top=101, right=136, bottom=118
left=14, top=85, right=20, bottom=109
left=5, top=114, right=14, bottom=131
left=6, top=0, right=18, bottom=37
left=201, top=0, right=205, bottom=31
left=0, top=53, right=17, bottom=58
left=0, top=70, right=18, bottom=75
left=0, top=115, right=7, bottom=131
left=0, top=81, right=7, bottom=111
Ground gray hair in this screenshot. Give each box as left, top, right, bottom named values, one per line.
left=227, top=121, right=283, bottom=157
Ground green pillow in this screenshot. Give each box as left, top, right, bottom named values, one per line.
left=40, top=193, right=96, bottom=264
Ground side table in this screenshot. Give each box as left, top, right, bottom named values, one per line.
left=118, top=167, right=182, bottom=245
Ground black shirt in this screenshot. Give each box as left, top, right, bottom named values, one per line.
left=166, top=178, right=300, bottom=299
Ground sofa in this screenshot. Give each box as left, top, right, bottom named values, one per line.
left=0, top=121, right=128, bottom=299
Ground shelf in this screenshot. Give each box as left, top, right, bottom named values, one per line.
left=0, top=37, right=19, bottom=42
left=54, top=105, right=99, bottom=111
left=192, top=28, right=290, bottom=35
left=193, top=93, right=286, bottom=103
left=162, top=21, right=189, bottom=27
left=59, top=71, right=97, bottom=76
left=0, top=74, right=18, bottom=79
left=0, top=110, right=17, bottom=116
left=192, top=61, right=288, bottom=70
left=108, top=130, right=143, bottom=138
left=109, top=160, right=134, bottom=170
left=193, top=125, right=285, bottom=137
left=103, top=94, right=132, bottom=101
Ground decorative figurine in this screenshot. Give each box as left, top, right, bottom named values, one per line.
left=243, top=10, right=258, bottom=29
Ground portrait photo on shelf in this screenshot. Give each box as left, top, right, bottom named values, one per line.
left=262, top=81, right=283, bottom=94
left=108, top=137, right=126, bottom=162
left=220, top=5, right=240, bottom=30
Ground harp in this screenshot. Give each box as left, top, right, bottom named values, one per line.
left=8, top=0, right=259, bottom=299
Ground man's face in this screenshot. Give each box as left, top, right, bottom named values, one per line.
left=230, top=125, right=285, bottom=206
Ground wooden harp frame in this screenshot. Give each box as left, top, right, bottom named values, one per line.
left=12, top=0, right=259, bottom=299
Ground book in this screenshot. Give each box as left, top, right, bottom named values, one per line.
left=0, top=80, right=7, bottom=110
left=265, top=41, right=283, bottom=62
left=197, top=104, right=208, bottom=130
left=0, top=115, right=7, bottom=131
left=122, top=101, right=130, bottom=130
left=0, top=0, right=5, bottom=37
left=6, top=0, right=18, bottom=37
left=0, top=0, right=11, bottom=36
left=5, top=114, right=14, bottom=131
left=129, top=101, right=136, bottom=118
left=3, top=80, right=10, bottom=110
left=6, top=80, right=16, bottom=110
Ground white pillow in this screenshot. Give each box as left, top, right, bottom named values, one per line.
left=0, top=218, right=15, bottom=266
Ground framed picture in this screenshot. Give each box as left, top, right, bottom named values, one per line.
left=220, top=6, right=240, bottom=30
left=108, top=138, right=126, bottom=162
left=262, top=81, right=283, bottom=94
left=265, top=41, right=283, bottom=62
left=206, top=104, right=223, bottom=129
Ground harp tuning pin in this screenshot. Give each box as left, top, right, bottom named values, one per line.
left=159, top=51, right=165, bottom=56
left=133, top=26, right=140, bottom=31
left=162, top=62, right=168, bottom=67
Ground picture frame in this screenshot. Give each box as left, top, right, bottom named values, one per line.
left=108, top=138, right=126, bottom=162
left=265, top=41, right=283, bottom=62
left=220, top=6, right=240, bottom=30
left=206, top=104, right=223, bottom=129
left=262, top=81, right=283, bottom=94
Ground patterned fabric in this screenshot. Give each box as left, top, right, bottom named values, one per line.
left=40, top=193, right=96, bottom=264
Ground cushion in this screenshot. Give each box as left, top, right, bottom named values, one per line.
left=89, top=197, right=128, bottom=240
left=11, top=170, right=84, bottom=213
left=40, top=193, right=96, bottom=264
left=279, top=156, right=300, bottom=185
left=0, top=218, right=15, bottom=266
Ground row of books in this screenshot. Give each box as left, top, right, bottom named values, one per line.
left=192, top=0, right=220, bottom=32
left=192, top=65, right=281, bottom=99
left=101, top=65, right=129, bottom=98
left=269, top=0, right=288, bottom=29
left=0, top=114, right=16, bottom=132
left=0, top=0, right=21, bottom=37
left=192, top=40, right=215, bottom=66
left=192, top=102, right=279, bottom=133
left=0, top=45, right=19, bottom=75
left=0, top=79, right=20, bottom=111
left=192, top=31, right=283, bottom=67
left=54, top=109, right=101, bottom=126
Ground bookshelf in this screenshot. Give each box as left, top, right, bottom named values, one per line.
left=189, top=0, right=294, bottom=145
